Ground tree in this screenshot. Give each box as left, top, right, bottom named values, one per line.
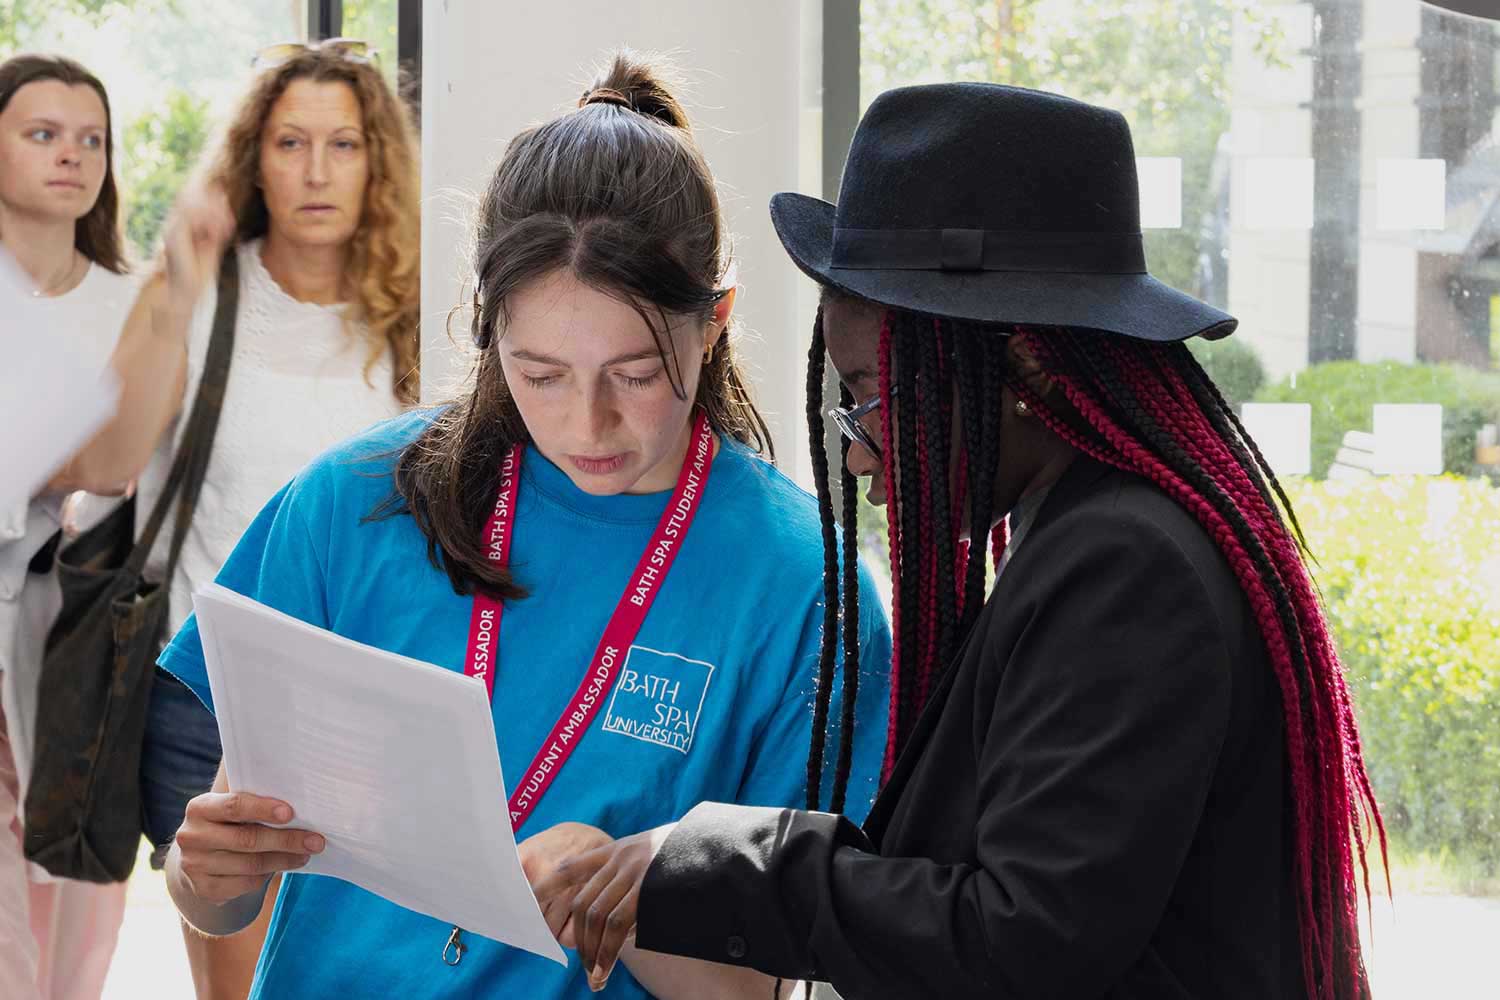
left=860, top=0, right=1285, bottom=297
left=0, top=0, right=155, bottom=53
left=120, top=88, right=210, bottom=258
left=339, top=0, right=401, bottom=94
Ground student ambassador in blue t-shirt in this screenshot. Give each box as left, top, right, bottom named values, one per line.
left=155, top=55, right=891, bottom=1000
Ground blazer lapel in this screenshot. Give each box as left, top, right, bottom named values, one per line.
left=860, top=456, right=1118, bottom=847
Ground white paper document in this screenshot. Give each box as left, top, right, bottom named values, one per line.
left=0, top=251, right=120, bottom=512
left=192, top=583, right=567, bottom=965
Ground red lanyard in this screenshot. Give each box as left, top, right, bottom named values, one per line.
left=464, top=409, right=715, bottom=833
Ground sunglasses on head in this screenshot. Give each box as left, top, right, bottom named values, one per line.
left=252, top=37, right=377, bottom=69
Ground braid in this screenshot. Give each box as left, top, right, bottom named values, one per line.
left=831, top=385, right=862, bottom=815
left=921, top=320, right=961, bottom=681
left=1017, top=327, right=1382, bottom=1000
left=804, top=311, right=840, bottom=811
left=893, top=314, right=924, bottom=757
left=1020, top=335, right=1330, bottom=979
left=878, top=317, right=903, bottom=784
left=1175, top=349, right=1311, bottom=554
left=912, top=339, right=939, bottom=710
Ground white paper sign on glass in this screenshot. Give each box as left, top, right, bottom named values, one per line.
left=1373, top=403, right=1444, bottom=476
left=0, top=249, right=120, bottom=512
left=191, top=583, right=567, bottom=965
left=1240, top=157, right=1315, bottom=231
left=1137, top=157, right=1183, bottom=230
left=1239, top=402, right=1313, bottom=476
left=1376, top=158, right=1446, bottom=232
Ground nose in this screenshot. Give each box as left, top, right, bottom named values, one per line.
left=574, top=383, right=620, bottom=444
left=307, top=142, right=330, bottom=187
left=57, top=142, right=82, bottom=167
left=845, top=439, right=879, bottom=478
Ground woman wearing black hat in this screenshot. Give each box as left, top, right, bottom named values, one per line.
left=533, top=83, right=1383, bottom=1000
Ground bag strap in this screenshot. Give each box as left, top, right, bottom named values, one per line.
left=124, top=250, right=240, bottom=579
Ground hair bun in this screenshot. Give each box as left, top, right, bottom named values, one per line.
left=582, top=50, right=691, bottom=131
left=579, top=87, right=633, bottom=111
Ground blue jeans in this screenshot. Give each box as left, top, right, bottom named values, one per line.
left=140, top=666, right=222, bottom=869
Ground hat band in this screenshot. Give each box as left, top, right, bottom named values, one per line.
left=831, top=227, right=1147, bottom=275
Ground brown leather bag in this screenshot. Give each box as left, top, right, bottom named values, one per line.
left=23, top=252, right=238, bottom=883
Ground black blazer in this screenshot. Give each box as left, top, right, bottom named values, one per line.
left=637, top=457, right=1305, bottom=999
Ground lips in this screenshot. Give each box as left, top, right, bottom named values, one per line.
left=46, top=180, right=85, bottom=190
left=569, top=454, right=626, bottom=476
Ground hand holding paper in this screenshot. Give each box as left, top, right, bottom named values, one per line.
left=191, top=582, right=567, bottom=965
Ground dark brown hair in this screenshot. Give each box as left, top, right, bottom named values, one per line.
left=0, top=54, right=127, bottom=274
left=382, top=51, right=772, bottom=599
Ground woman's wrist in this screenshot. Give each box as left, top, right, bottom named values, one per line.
left=165, top=841, right=271, bottom=937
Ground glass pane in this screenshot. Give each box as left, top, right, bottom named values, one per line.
left=339, top=0, right=401, bottom=94
left=6, top=0, right=310, bottom=259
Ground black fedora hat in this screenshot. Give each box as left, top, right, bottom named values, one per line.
left=771, top=82, right=1236, bottom=342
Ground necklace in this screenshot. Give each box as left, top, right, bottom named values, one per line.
left=31, top=252, right=83, bottom=298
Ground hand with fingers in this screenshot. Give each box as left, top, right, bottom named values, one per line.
left=172, top=790, right=325, bottom=906
left=532, top=823, right=676, bottom=992
left=160, top=180, right=237, bottom=316
left=518, top=822, right=614, bottom=949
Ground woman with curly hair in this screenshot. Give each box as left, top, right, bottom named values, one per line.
left=52, top=37, right=421, bottom=997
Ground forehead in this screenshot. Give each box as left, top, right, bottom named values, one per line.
left=265, top=78, right=363, bottom=130
left=501, top=269, right=676, bottom=361
left=821, top=294, right=886, bottom=385
left=1, top=79, right=107, bottom=128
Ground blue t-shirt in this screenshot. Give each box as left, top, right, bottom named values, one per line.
left=160, top=410, right=892, bottom=1000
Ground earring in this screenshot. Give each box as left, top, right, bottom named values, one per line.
left=703, top=341, right=716, bottom=365
left=1015, top=399, right=1031, bottom=417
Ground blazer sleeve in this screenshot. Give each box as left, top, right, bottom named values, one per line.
left=636, top=507, right=1237, bottom=999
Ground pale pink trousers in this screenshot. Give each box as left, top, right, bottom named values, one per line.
left=0, top=699, right=127, bottom=1000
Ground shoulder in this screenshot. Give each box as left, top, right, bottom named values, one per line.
left=1013, top=460, right=1246, bottom=641
left=707, top=441, right=829, bottom=559
left=82, top=263, right=139, bottom=301
left=282, top=407, right=441, bottom=514
left=703, top=441, right=887, bottom=621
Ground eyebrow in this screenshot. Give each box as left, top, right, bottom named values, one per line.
left=21, top=117, right=105, bottom=132
left=508, top=348, right=664, bottom=367
left=270, top=123, right=365, bottom=135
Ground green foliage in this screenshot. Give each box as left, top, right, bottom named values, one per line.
left=1288, top=476, right=1500, bottom=883
left=1, top=0, right=151, bottom=52
left=860, top=0, right=1285, bottom=297
left=1188, top=335, right=1266, bottom=409
left=339, top=0, right=400, bottom=93
left=1255, top=361, right=1500, bottom=478
left=119, top=88, right=209, bottom=258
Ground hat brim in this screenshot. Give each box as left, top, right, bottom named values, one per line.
left=770, top=192, right=1236, bottom=343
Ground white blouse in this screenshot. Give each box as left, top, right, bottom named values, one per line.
left=1, top=263, right=137, bottom=797
left=134, top=238, right=405, bottom=636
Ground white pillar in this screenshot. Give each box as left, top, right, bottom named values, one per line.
left=420, top=0, right=817, bottom=480
left=1227, top=0, right=1316, bottom=381
left=1355, top=0, right=1424, bottom=364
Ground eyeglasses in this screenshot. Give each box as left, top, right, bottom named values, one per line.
left=827, top=386, right=896, bottom=459
left=252, top=38, right=377, bottom=69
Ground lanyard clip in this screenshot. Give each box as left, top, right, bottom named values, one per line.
left=442, top=926, right=465, bottom=966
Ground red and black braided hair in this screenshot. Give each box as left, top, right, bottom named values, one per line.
left=805, top=302, right=1384, bottom=1000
